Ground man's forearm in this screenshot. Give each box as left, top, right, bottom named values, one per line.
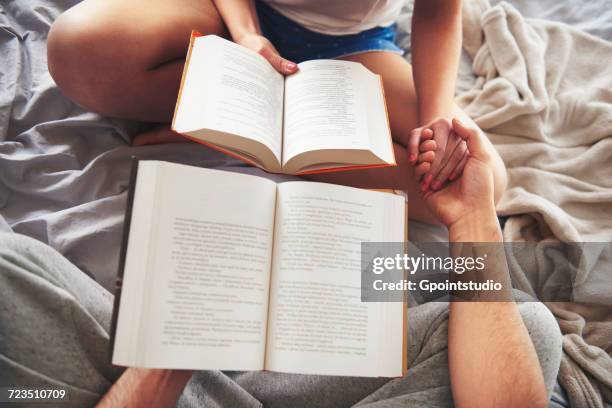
left=448, top=301, right=548, bottom=408
left=447, top=212, right=547, bottom=408
left=412, top=0, right=462, bottom=124
left=96, top=369, right=193, bottom=408
left=448, top=208, right=501, bottom=243
left=213, top=0, right=261, bottom=40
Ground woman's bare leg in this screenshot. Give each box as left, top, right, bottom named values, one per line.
left=306, top=52, right=435, bottom=223
left=306, top=142, right=441, bottom=224
left=47, top=0, right=227, bottom=121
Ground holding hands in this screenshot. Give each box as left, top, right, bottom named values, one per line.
left=409, top=118, right=469, bottom=193
left=411, top=118, right=498, bottom=228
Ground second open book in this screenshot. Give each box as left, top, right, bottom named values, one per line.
left=112, top=161, right=407, bottom=377
left=172, top=34, right=396, bottom=174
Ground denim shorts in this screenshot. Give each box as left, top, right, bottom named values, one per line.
left=256, top=1, right=404, bottom=63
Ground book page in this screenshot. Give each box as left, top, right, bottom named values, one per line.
left=113, top=162, right=277, bottom=371
left=174, top=36, right=284, bottom=164
left=265, top=182, right=405, bottom=377
left=282, top=60, right=371, bottom=165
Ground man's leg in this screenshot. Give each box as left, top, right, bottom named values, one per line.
left=0, top=233, right=119, bottom=406
left=352, top=300, right=563, bottom=407
left=47, top=0, right=227, bottom=121
left=0, top=233, right=268, bottom=408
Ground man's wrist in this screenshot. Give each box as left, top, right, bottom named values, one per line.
left=448, top=208, right=502, bottom=243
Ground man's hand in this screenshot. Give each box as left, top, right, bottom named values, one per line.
left=415, top=118, right=496, bottom=229
left=235, top=33, right=298, bottom=75
left=408, top=118, right=469, bottom=192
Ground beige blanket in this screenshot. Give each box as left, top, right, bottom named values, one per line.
left=457, top=1, right=612, bottom=406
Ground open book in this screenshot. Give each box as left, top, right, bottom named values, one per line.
left=111, top=161, right=407, bottom=377
left=172, top=34, right=396, bottom=175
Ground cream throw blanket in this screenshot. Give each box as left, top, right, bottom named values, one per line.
left=457, top=1, right=612, bottom=406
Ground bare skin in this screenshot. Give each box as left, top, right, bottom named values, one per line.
left=47, top=0, right=507, bottom=225
left=47, top=0, right=227, bottom=121
left=430, top=120, right=548, bottom=408
left=96, top=368, right=193, bottom=408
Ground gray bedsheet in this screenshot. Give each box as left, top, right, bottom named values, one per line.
left=0, top=0, right=256, bottom=290
left=0, top=0, right=611, bottom=294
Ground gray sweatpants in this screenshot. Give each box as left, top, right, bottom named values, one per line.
left=0, top=232, right=563, bottom=407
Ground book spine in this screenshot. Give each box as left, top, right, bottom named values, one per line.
left=171, top=30, right=202, bottom=132
left=108, top=157, right=140, bottom=360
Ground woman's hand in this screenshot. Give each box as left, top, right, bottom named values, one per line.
left=416, top=119, right=496, bottom=229
left=409, top=118, right=469, bottom=192
left=234, top=33, right=298, bottom=75
left=211, top=0, right=297, bottom=75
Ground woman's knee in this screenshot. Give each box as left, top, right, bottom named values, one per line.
left=47, top=0, right=226, bottom=117
left=47, top=6, right=113, bottom=112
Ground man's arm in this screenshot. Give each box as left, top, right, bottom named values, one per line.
left=447, top=214, right=548, bottom=408
left=411, top=0, right=462, bottom=124
left=422, top=119, right=547, bottom=408
left=96, top=369, right=193, bottom=408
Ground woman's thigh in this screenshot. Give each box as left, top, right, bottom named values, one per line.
left=48, top=0, right=227, bottom=120
left=307, top=51, right=440, bottom=224
left=340, top=52, right=487, bottom=140
left=52, top=0, right=227, bottom=67
left=339, top=52, right=419, bottom=147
